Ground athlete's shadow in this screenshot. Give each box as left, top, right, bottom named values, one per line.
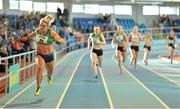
left=83, top=79, right=100, bottom=83
left=4, top=98, right=44, bottom=108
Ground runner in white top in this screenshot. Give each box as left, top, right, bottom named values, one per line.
left=88, top=26, right=106, bottom=78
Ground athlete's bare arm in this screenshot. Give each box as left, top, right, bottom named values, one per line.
left=123, top=32, right=128, bottom=47
left=51, top=31, right=66, bottom=45
left=99, top=33, right=106, bottom=45
left=112, top=33, right=117, bottom=46
left=88, top=34, right=92, bottom=49
left=21, top=32, right=36, bottom=42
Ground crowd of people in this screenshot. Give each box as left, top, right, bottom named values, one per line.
left=159, top=14, right=180, bottom=33
left=0, top=10, right=85, bottom=58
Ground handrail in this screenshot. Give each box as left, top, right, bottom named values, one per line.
left=0, top=50, right=36, bottom=60
left=0, top=74, right=9, bottom=81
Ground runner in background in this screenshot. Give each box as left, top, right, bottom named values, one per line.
left=88, top=26, right=106, bottom=78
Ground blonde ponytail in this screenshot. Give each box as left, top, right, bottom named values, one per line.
left=40, top=15, right=54, bottom=27
left=45, top=15, right=53, bottom=23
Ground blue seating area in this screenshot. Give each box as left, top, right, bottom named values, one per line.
left=116, top=18, right=147, bottom=34
left=175, top=19, right=180, bottom=26
left=2, top=14, right=147, bottom=35
left=73, top=18, right=110, bottom=33
left=162, top=26, right=170, bottom=36
left=116, top=18, right=135, bottom=30
left=138, top=23, right=146, bottom=34
left=0, top=14, right=36, bottom=30
left=7, top=15, right=17, bottom=28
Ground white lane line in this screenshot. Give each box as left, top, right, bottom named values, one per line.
left=55, top=52, right=87, bottom=109
left=0, top=54, right=69, bottom=109
left=139, top=64, right=180, bottom=86
left=112, top=55, right=170, bottom=109
left=99, top=67, right=114, bottom=109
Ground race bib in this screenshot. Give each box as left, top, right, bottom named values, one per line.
left=145, top=40, right=151, bottom=45
left=169, top=40, right=174, bottom=44
left=36, top=35, right=48, bottom=44
left=92, top=37, right=100, bottom=44
left=116, top=36, right=123, bottom=42
left=132, top=37, right=139, bottom=42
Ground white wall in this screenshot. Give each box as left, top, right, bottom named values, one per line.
left=1, top=0, right=180, bottom=27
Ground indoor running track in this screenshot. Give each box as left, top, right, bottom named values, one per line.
left=0, top=43, right=180, bottom=109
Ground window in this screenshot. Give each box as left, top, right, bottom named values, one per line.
left=85, top=4, right=99, bottom=14
left=99, top=5, right=113, bottom=15
left=47, top=2, right=64, bottom=12
left=33, top=2, right=46, bottom=12
left=9, top=0, right=19, bottom=9
left=160, top=6, right=179, bottom=15
left=0, top=0, right=2, bottom=9
left=143, top=5, right=159, bottom=15
left=72, top=4, right=84, bottom=13
left=20, top=0, right=32, bottom=11
left=114, top=5, right=132, bottom=15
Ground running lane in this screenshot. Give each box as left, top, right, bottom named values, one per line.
left=59, top=53, right=109, bottom=108
left=0, top=49, right=89, bottom=108
left=102, top=50, right=167, bottom=108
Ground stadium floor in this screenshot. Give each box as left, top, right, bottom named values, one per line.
left=0, top=41, right=180, bottom=109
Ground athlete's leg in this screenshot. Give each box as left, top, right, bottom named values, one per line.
left=34, top=55, right=45, bottom=96
left=168, top=46, right=174, bottom=63
left=134, top=51, right=138, bottom=69
left=46, top=61, right=54, bottom=84
left=121, top=50, right=126, bottom=63
left=129, top=48, right=133, bottom=66
left=169, top=46, right=174, bottom=63
left=116, top=50, right=123, bottom=73
left=97, top=55, right=103, bottom=67
left=90, top=52, right=98, bottom=77
left=130, top=49, right=136, bottom=66
left=143, top=47, right=148, bottom=65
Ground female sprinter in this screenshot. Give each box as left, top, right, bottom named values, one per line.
left=129, top=26, right=142, bottom=69
left=167, top=30, right=176, bottom=64
left=88, top=26, right=106, bottom=79
left=143, top=31, right=153, bottom=65
left=112, top=26, right=128, bottom=74
left=21, top=15, right=66, bottom=96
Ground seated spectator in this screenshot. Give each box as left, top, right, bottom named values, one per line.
left=10, top=36, right=24, bottom=54
left=99, top=14, right=105, bottom=22
left=171, top=20, right=180, bottom=32
left=57, top=7, right=62, bottom=18
left=104, top=14, right=111, bottom=23
left=0, top=46, right=8, bottom=72
left=20, top=33, right=31, bottom=52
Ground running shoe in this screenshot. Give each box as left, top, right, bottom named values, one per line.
left=34, top=88, right=41, bottom=96
left=47, top=77, right=53, bottom=85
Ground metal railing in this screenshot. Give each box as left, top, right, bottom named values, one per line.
left=0, top=50, right=36, bottom=94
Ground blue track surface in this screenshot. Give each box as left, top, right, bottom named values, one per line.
left=0, top=40, right=180, bottom=109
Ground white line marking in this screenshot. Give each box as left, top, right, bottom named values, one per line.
left=112, top=55, right=170, bottom=109
left=0, top=54, right=69, bottom=109
left=55, top=52, right=87, bottom=109
left=99, top=67, right=114, bottom=109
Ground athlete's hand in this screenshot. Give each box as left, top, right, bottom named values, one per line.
left=20, top=37, right=28, bottom=42
left=113, top=43, right=118, bottom=46
left=123, top=47, right=126, bottom=51
left=88, top=46, right=92, bottom=49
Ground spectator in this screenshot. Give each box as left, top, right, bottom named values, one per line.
left=57, top=7, right=62, bottom=18
left=2, top=24, right=8, bottom=40
left=0, top=46, right=8, bottom=72
left=63, top=8, right=69, bottom=22
left=10, top=36, right=24, bottom=54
